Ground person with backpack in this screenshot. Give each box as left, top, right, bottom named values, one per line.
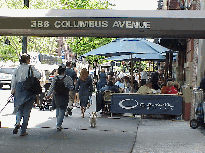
left=11, top=54, right=41, bottom=136
left=46, top=64, right=74, bottom=131
left=65, top=61, right=77, bottom=116
left=75, top=68, right=93, bottom=118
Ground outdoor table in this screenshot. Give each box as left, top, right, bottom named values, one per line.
left=110, top=93, right=182, bottom=116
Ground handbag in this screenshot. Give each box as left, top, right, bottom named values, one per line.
left=25, top=66, right=42, bottom=95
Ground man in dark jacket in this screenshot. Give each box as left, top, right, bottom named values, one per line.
left=99, top=80, right=119, bottom=113
left=65, top=61, right=77, bottom=116
left=150, top=68, right=161, bottom=90
left=100, top=80, right=119, bottom=93
left=200, top=72, right=205, bottom=101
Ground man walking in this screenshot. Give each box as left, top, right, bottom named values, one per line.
left=65, top=61, right=77, bottom=116
left=11, top=54, right=41, bottom=136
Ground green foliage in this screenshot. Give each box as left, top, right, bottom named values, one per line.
left=0, top=0, right=115, bottom=63
left=61, top=0, right=111, bottom=9
left=66, top=37, right=114, bottom=64
left=62, top=0, right=115, bottom=65
left=0, top=0, right=60, bottom=62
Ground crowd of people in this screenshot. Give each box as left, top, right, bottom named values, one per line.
left=94, top=67, right=181, bottom=115
left=11, top=55, right=94, bottom=135
left=10, top=53, right=182, bottom=136
left=96, top=68, right=181, bottom=96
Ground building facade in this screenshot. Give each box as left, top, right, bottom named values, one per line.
left=55, top=37, right=76, bottom=63
left=158, top=0, right=205, bottom=120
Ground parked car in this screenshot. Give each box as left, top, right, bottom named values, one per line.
left=0, top=67, right=16, bottom=89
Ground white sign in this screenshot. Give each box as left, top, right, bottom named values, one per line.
left=28, top=52, right=40, bottom=65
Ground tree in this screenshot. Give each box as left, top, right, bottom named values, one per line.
left=0, top=0, right=115, bottom=63
left=62, top=0, right=115, bottom=65
left=0, top=0, right=61, bottom=62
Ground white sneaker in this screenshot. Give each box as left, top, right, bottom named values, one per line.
left=76, top=103, right=80, bottom=108
left=65, top=111, right=68, bottom=117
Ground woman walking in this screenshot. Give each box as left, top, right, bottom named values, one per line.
left=46, top=64, right=74, bottom=131
left=75, top=68, right=93, bottom=118
left=11, top=54, right=41, bottom=136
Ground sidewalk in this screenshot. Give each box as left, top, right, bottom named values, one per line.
left=133, top=119, right=205, bottom=153
left=0, top=93, right=205, bottom=153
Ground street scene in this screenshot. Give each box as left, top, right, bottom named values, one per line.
left=1, top=0, right=205, bottom=153
left=0, top=88, right=205, bottom=153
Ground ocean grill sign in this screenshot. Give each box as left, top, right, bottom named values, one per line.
left=111, top=94, right=182, bottom=115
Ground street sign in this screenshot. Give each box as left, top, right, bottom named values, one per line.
left=1, top=10, right=205, bottom=38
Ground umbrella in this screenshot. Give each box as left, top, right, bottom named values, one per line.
left=82, top=38, right=170, bottom=92
left=106, top=54, right=166, bottom=61
left=82, top=38, right=168, bottom=57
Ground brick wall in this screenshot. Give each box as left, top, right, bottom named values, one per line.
left=168, top=0, right=180, bottom=9
left=187, top=39, right=194, bottom=62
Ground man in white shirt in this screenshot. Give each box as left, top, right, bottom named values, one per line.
left=119, top=71, right=124, bottom=79
left=140, top=68, right=148, bottom=86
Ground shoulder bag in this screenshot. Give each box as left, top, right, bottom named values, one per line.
left=25, top=66, right=42, bottom=95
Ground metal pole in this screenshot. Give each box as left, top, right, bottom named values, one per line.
left=131, top=54, right=134, bottom=93
left=139, top=59, right=141, bottom=87
left=149, top=61, right=151, bottom=80
left=169, top=53, right=173, bottom=78
left=22, top=37, right=27, bottom=54
left=22, top=0, right=29, bottom=54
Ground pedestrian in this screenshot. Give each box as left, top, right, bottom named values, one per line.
left=11, top=54, right=41, bottom=136
left=75, top=68, right=93, bottom=118
left=200, top=71, right=205, bottom=100
left=46, top=63, right=74, bottom=131
left=133, top=79, right=139, bottom=92
left=158, top=77, right=166, bottom=89
left=163, top=81, right=178, bottom=94
left=99, top=79, right=119, bottom=114
left=123, top=76, right=132, bottom=93
left=97, top=69, right=107, bottom=91
left=150, top=67, right=161, bottom=90
left=173, top=81, right=180, bottom=92
left=100, top=79, right=120, bottom=93
left=137, top=81, right=154, bottom=95
left=115, top=78, right=125, bottom=89
left=65, top=61, right=77, bottom=116
left=140, top=68, right=148, bottom=86
left=118, top=70, right=125, bottom=79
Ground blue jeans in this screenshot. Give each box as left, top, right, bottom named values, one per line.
left=16, top=102, right=33, bottom=134
left=56, top=107, right=66, bottom=127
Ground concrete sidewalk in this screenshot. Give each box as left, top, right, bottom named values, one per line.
left=133, top=119, right=205, bottom=153
left=0, top=93, right=205, bottom=153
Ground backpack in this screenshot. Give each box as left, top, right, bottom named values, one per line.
left=54, top=76, right=69, bottom=95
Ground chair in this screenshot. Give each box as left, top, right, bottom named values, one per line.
left=119, top=87, right=124, bottom=93
left=103, top=90, right=114, bottom=113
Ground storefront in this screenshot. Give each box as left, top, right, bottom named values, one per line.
left=1, top=9, right=205, bottom=120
